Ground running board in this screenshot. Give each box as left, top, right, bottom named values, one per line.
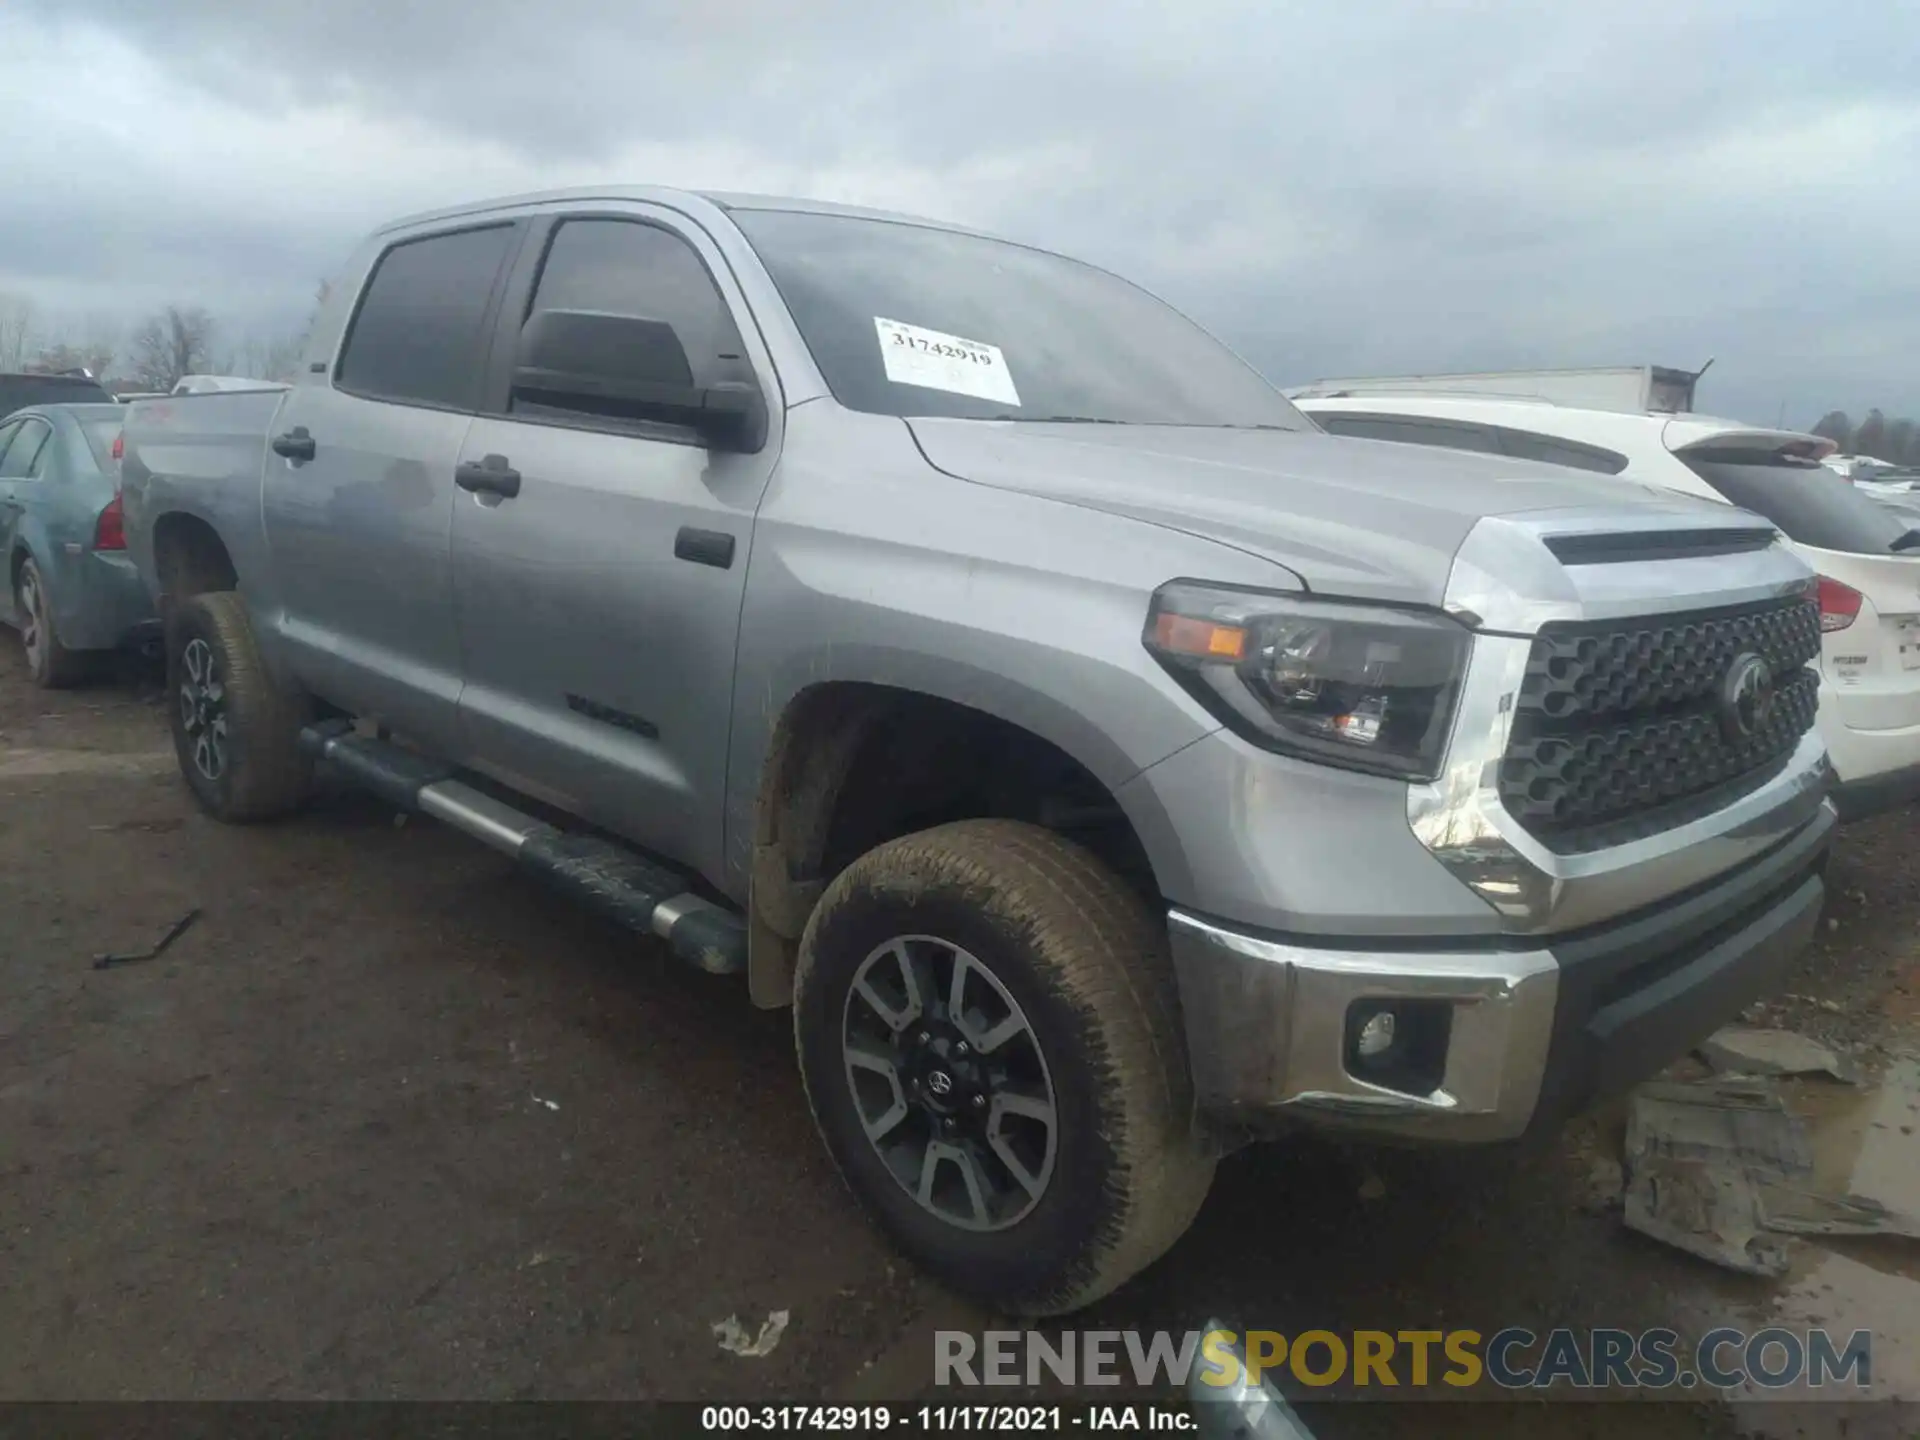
left=298, top=723, right=745, bottom=976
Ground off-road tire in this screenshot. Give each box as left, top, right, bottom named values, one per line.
left=166, top=590, right=313, bottom=822
left=16, top=558, right=86, bottom=689
left=794, top=818, right=1215, bottom=1315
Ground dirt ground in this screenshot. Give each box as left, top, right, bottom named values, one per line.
left=2, top=642, right=1915, bottom=1436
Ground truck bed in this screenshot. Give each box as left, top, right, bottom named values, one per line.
left=119, top=388, right=289, bottom=596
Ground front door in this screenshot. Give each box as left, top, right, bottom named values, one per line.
left=449, top=209, right=782, bottom=880
left=260, top=221, right=522, bottom=746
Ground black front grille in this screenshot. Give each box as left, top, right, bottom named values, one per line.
left=1499, top=595, right=1822, bottom=852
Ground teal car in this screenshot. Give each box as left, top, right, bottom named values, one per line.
left=0, top=403, right=158, bottom=687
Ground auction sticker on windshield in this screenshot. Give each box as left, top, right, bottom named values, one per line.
left=874, top=317, right=1020, bottom=407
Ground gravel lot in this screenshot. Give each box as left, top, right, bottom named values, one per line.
left=2, top=642, right=1914, bottom=1436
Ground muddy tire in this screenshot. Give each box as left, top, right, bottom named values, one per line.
left=166, top=590, right=313, bottom=822
left=794, top=818, right=1215, bottom=1316
left=16, top=558, right=86, bottom=689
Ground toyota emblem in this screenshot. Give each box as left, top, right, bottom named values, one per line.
left=926, top=1070, right=954, bottom=1097
left=1718, top=652, right=1775, bottom=742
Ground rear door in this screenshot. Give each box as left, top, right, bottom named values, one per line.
left=0, top=418, right=27, bottom=623
left=448, top=207, right=782, bottom=877
left=261, top=220, right=523, bottom=747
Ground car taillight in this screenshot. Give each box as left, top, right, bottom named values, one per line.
left=1817, top=575, right=1862, bottom=632
left=94, top=493, right=126, bottom=551
left=110, top=431, right=123, bottom=461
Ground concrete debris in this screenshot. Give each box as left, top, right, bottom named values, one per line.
left=1698, top=1026, right=1860, bottom=1085
left=713, top=1309, right=789, bottom=1358
left=1756, top=1185, right=1920, bottom=1241
left=1621, top=1078, right=1808, bottom=1277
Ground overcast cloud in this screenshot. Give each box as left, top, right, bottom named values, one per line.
left=6, top=0, right=1917, bottom=422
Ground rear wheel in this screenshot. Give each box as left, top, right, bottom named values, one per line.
left=166, top=590, right=313, bottom=822
left=794, top=819, right=1215, bottom=1315
left=16, top=558, right=85, bottom=689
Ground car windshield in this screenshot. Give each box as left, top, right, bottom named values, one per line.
left=79, top=418, right=123, bottom=472
left=731, top=208, right=1308, bottom=430
left=1679, top=450, right=1920, bottom=555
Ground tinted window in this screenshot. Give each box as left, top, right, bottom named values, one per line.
left=0, top=374, right=113, bottom=416
left=1314, top=413, right=1503, bottom=454
left=337, top=224, right=517, bottom=410
left=520, top=219, right=742, bottom=397
left=0, top=419, right=50, bottom=478
left=0, top=421, right=20, bottom=468
left=733, top=208, right=1307, bottom=429
left=1496, top=428, right=1629, bottom=475
left=1681, top=452, right=1917, bottom=555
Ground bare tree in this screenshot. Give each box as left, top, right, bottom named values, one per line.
left=129, top=305, right=216, bottom=391
left=226, top=328, right=305, bottom=382
left=0, top=293, right=37, bottom=371
left=32, top=313, right=119, bottom=380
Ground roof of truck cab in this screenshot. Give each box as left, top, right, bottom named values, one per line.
left=376, top=185, right=989, bottom=240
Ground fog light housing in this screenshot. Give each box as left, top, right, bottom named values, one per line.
left=1355, top=1009, right=1396, bottom=1059
left=1344, top=999, right=1454, bottom=1097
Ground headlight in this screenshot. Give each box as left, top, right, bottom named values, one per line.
left=1143, top=582, right=1471, bottom=781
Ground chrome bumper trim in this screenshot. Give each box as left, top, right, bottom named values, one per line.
left=1407, top=633, right=1832, bottom=934
left=1168, top=909, right=1559, bottom=1143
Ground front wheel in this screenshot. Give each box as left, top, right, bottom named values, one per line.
left=794, top=819, right=1215, bottom=1315
left=166, top=590, right=313, bottom=822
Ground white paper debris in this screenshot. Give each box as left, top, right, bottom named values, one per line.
left=874, top=317, right=1019, bottom=406
left=532, top=1095, right=560, bottom=1111
left=713, top=1309, right=790, bottom=1358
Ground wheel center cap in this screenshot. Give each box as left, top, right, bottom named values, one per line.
left=926, top=1069, right=954, bottom=1098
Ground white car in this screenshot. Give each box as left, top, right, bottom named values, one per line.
left=1292, top=388, right=1920, bottom=819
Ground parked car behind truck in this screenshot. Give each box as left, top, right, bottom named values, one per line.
left=120, top=187, right=1835, bottom=1313
left=1290, top=380, right=1920, bottom=819
left=1, top=404, right=154, bottom=686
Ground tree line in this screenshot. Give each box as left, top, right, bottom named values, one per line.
left=0, top=285, right=326, bottom=394
left=1810, top=409, right=1920, bottom=468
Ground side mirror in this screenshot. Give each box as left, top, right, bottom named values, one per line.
left=511, top=308, right=767, bottom=453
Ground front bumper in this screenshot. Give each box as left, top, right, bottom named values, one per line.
left=1169, top=799, right=1834, bottom=1143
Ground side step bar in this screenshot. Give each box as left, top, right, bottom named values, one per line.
left=298, top=722, right=746, bottom=976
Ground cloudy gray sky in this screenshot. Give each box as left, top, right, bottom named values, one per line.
left=6, top=0, right=1916, bottom=424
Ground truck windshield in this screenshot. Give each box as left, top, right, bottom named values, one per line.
left=731, top=208, right=1308, bottom=430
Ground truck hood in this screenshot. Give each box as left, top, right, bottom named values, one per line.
left=906, top=418, right=1735, bottom=605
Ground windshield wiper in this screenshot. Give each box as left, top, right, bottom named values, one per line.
left=1890, top=530, right=1920, bottom=553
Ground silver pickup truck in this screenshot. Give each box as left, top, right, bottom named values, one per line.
left=120, top=187, right=1835, bottom=1314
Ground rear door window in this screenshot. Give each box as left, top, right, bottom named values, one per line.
left=1680, top=451, right=1916, bottom=554
left=0, top=421, right=21, bottom=469
left=336, top=223, right=519, bottom=411
left=1313, top=412, right=1504, bottom=455
left=0, top=420, right=51, bottom=479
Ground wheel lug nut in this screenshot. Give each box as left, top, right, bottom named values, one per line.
left=917, top=1030, right=932, bottom=1045
left=954, top=1042, right=970, bottom=1057
left=943, top=1117, right=957, bottom=1132
left=971, top=1094, right=986, bottom=1110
